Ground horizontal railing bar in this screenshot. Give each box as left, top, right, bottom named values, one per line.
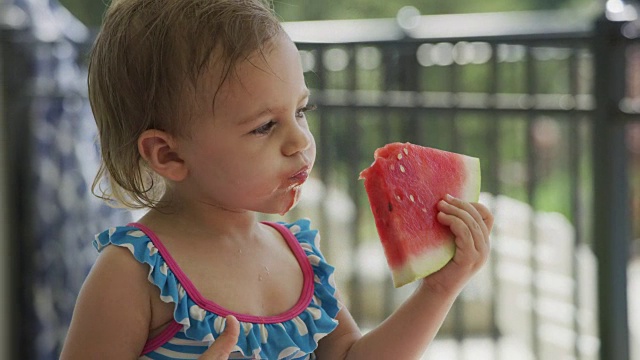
left=310, top=89, right=595, bottom=114
left=312, top=103, right=595, bottom=117
left=295, top=34, right=595, bottom=48
left=283, top=9, right=597, bottom=46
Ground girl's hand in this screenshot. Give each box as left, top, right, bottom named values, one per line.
left=198, top=315, right=240, bottom=360
left=425, top=194, right=494, bottom=295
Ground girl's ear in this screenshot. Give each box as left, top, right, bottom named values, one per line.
left=138, top=130, right=187, bottom=182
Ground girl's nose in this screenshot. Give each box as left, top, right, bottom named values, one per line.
left=282, top=120, right=312, bottom=156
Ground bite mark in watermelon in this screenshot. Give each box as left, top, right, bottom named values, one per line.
left=359, top=142, right=481, bottom=287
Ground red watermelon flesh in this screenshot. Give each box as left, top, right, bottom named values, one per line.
left=359, top=142, right=481, bottom=287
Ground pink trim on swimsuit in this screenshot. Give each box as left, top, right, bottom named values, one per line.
left=131, top=221, right=315, bottom=354
left=141, top=321, right=183, bottom=354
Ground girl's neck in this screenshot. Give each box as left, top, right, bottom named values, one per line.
left=137, top=195, right=264, bottom=246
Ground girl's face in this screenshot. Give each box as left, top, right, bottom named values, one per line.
left=175, top=34, right=316, bottom=215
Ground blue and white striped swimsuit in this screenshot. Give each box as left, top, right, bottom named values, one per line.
left=93, top=219, right=341, bottom=360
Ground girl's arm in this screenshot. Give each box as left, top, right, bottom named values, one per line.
left=60, top=245, right=153, bottom=359
left=315, top=196, right=493, bottom=360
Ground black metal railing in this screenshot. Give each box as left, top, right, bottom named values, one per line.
left=278, top=7, right=639, bottom=360
left=2, top=2, right=639, bottom=359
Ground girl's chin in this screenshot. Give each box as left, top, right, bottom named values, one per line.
left=278, top=185, right=302, bottom=216
left=242, top=184, right=304, bottom=216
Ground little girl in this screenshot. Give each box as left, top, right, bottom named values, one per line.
left=60, top=0, right=494, bottom=359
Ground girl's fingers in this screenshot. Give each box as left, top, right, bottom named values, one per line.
left=472, top=202, right=494, bottom=234
left=436, top=211, right=470, bottom=240
left=436, top=212, right=475, bottom=269
left=444, top=195, right=489, bottom=237
left=437, top=196, right=486, bottom=252
left=198, top=315, right=240, bottom=360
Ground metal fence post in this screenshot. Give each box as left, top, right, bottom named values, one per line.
left=592, top=11, right=632, bottom=360
left=0, top=16, right=35, bottom=360
left=0, top=6, right=15, bottom=360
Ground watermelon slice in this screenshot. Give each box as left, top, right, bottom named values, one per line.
left=359, top=143, right=481, bottom=287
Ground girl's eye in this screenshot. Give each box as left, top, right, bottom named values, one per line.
left=250, top=105, right=316, bottom=136
left=295, top=104, right=317, bottom=118
left=250, top=121, right=276, bottom=135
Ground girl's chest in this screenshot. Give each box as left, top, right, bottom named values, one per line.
left=149, top=245, right=305, bottom=333
left=187, top=245, right=304, bottom=314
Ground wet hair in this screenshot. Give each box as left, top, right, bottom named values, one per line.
left=88, top=0, right=283, bottom=209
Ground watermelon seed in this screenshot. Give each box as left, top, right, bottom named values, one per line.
left=388, top=202, right=393, bottom=211
left=403, top=148, right=408, bottom=155
left=400, top=165, right=406, bottom=173
left=397, top=153, right=403, bottom=160
left=410, top=195, right=415, bottom=202
left=422, top=208, right=427, bottom=212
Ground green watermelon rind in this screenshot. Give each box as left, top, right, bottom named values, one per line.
left=391, top=155, right=481, bottom=287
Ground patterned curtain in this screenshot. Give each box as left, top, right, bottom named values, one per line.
left=2, top=0, right=131, bottom=358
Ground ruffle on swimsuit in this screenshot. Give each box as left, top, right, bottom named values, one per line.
left=93, top=218, right=341, bottom=360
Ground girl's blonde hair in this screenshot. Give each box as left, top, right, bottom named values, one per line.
left=88, top=0, right=282, bottom=209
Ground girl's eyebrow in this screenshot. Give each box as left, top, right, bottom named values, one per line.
left=239, top=89, right=311, bottom=125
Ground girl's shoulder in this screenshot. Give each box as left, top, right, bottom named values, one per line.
left=94, top=224, right=156, bottom=258
left=61, top=227, right=156, bottom=357
left=92, top=225, right=158, bottom=292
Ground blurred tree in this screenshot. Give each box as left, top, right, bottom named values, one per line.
left=58, top=0, right=109, bottom=27
left=275, top=0, right=595, bottom=21
left=61, top=0, right=595, bottom=27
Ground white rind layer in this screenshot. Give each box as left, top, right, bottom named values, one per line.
left=391, top=239, right=456, bottom=287
left=460, top=156, right=482, bottom=202
left=461, top=156, right=481, bottom=202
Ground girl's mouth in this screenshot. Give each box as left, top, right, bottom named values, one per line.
left=280, top=167, right=309, bottom=215
left=289, top=166, right=310, bottom=185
